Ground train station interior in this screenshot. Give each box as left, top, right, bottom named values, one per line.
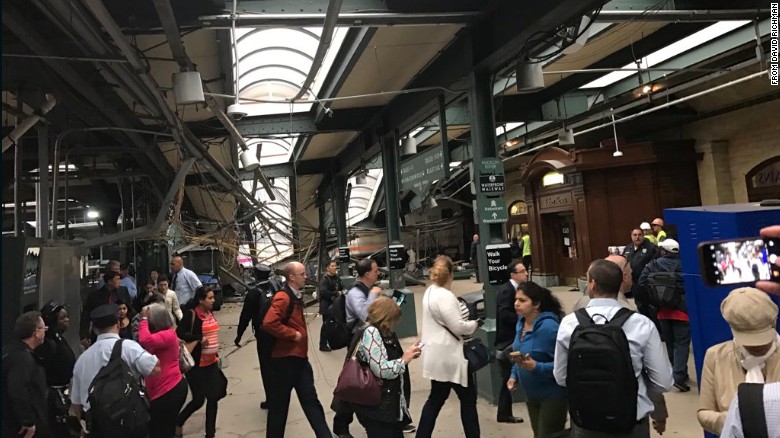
left=3, top=0, right=780, bottom=437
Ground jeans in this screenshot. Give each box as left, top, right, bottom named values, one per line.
left=415, top=374, right=479, bottom=438
left=497, top=360, right=514, bottom=419
left=266, top=357, right=332, bottom=438
left=333, top=406, right=355, bottom=435
left=255, top=334, right=272, bottom=402
left=357, top=413, right=403, bottom=438
left=150, top=378, right=188, bottom=438
left=526, top=397, right=568, bottom=438
left=178, top=363, right=221, bottom=438
left=658, top=319, right=690, bottom=384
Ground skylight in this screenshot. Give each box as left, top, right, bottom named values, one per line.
left=496, top=122, right=525, bottom=137
left=234, top=27, right=348, bottom=117
left=580, top=20, right=750, bottom=89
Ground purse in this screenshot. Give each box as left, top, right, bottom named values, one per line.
left=178, top=339, right=195, bottom=373
left=183, top=310, right=198, bottom=353
left=333, top=335, right=382, bottom=406
left=427, top=292, right=493, bottom=373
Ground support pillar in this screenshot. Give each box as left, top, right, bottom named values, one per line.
left=469, top=68, right=514, bottom=403
left=332, top=174, right=351, bottom=279
left=318, top=202, right=330, bottom=275
left=382, top=131, right=416, bottom=337
left=36, top=125, right=50, bottom=238
left=289, top=172, right=300, bottom=252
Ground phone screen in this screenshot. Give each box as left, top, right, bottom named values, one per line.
left=699, top=238, right=780, bottom=285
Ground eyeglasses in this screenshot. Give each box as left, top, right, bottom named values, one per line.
left=36, top=326, right=48, bottom=332
left=513, top=269, right=528, bottom=274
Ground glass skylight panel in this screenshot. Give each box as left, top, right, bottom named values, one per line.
left=496, top=122, right=525, bottom=136
left=580, top=20, right=750, bottom=89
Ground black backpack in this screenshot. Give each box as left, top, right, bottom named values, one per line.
left=645, top=260, right=685, bottom=310
left=566, top=307, right=638, bottom=434
left=257, top=288, right=296, bottom=349
left=737, top=383, right=769, bottom=438
left=322, top=292, right=352, bottom=350
left=87, top=339, right=150, bottom=437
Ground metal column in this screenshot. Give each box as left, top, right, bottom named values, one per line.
left=469, top=68, right=509, bottom=403
left=318, top=203, right=330, bottom=276
left=332, top=174, right=350, bottom=278
left=289, top=173, right=299, bottom=252
left=36, top=125, right=50, bottom=238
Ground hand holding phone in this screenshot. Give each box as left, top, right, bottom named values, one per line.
left=757, top=226, right=780, bottom=297
left=698, top=236, right=780, bottom=287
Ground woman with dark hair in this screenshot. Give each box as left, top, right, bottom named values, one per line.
left=506, top=282, right=567, bottom=437
left=176, top=286, right=225, bottom=438
left=138, top=303, right=188, bottom=438
left=417, top=255, right=481, bottom=438
left=347, top=297, right=421, bottom=437
left=36, top=301, right=76, bottom=438
left=116, top=299, right=133, bottom=339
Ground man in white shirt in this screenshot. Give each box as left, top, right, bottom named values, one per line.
left=721, top=382, right=780, bottom=438
left=169, top=256, right=202, bottom=307
left=70, top=304, right=160, bottom=435
left=554, top=259, right=673, bottom=438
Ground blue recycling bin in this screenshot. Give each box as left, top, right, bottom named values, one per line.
left=665, top=204, right=780, bottom=437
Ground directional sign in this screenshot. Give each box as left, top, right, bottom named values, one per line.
left=479, top=174, right=505, bottom=193
left=388, top=244, right=405, bottom=270
left=476, top=196, right=508, bottom=224
left=485, top=243, right=512, bottom=285
left=328, top=227, right=337, bottom=236
left=338, top=246, right=350, bottom=263
left=479, top=157, right=504, bottom=175
left=399, top=145, right=446, bottom=194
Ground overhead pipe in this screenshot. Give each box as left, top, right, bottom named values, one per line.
left=2, top=94, right=57, bottom=154
left=509, top=69, right=768, bottom=158
left=291, top=0, right=344, bottom=101
left=594, top=9, right=771, bottom=23
left=199, top=11, right=482, bottom=28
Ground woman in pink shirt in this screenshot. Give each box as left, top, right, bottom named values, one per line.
left=138, top=303, right=187, bottom=438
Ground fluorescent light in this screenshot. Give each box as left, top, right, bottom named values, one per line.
left=580, top=21, right=750, bottom=89
left=495, top=122, right=525, bottom=136
left=542, top=172, right=564, bottom=187
left=449, top=161, right=462, bottom=168
left=410, top=127, right=425, bottom=137
left=87, top=210, right=99, bottom=219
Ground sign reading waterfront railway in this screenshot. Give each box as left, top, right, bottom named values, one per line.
left=400, top=146, right=446, bottom=195
left=388, top=245, right=405, bottom=270
left=477, top=157, right=506, bottom=194
left=485, top=243, right=512, bottom=285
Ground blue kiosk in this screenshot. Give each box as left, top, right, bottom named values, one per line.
left=665, top=203, right=780, bottom=437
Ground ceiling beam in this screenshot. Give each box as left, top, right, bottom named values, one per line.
left=199, top=11, right=482, bottom=28
left=595, top=9, right=770, bottom=22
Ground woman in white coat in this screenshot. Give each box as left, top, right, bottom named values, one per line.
left=416, top=256, right=480, bottom=438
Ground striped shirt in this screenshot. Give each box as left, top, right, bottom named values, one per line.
left=721, top=382, right=780, bottom=438
left=197, top=309, right=219, bottom=367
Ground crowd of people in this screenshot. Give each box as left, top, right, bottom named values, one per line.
left=3, top=223, right=779, bottom=438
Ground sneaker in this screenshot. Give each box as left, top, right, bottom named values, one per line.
left=674, top=381, right=691, bottom=392
left=403, top=424, right=416, bottom=433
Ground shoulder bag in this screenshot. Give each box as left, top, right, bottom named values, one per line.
left=333, top=330, right=381, bottom=406
left=427, top=292, right=492, bottom=373
left=179, top=310, right=197, bottom=372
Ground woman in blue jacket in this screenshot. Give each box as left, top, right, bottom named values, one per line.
left=506, top=281, right=567, bottom=437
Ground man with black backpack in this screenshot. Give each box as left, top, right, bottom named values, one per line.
left=638, top=238, right=691, bottom=392
left=70, top=304, right=160, bottom=437
left=554, top=259, right=672, bottom=438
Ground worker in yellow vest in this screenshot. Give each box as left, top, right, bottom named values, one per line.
left=651, top=218, right=667, bottom=242
left=640, top=222, right=657, bottom=245
left=521, top=232, right=532, bottom=274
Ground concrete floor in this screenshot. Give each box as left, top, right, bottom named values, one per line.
left=180, top=279, right=704, bottom=437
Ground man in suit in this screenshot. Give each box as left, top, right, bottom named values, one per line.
left=80, top=270, right=133, bottom=349
left=495, top=261, right=528, bottom=423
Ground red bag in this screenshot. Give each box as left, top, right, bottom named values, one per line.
left=333, top=338, right=381, bottom=406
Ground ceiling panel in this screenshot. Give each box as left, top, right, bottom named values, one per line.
left=301, top=131, right=359, bottom=160
left=418, top=126, right=471, bottom=147
left=185, top=186, right=236, bottom=222
left=331, top=24, right=463, bottom=110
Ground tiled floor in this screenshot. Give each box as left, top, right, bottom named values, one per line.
left=180, top=279, right=704, bottom=437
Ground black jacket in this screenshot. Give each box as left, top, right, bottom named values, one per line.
left=495, top=280, right=519, bottom=346
left=318, top=274, right=342, bottom=315
left=236, top=286, right=263, bottom=341
left=639, top=253, right=687, bottom=313
left=80, top=285, right=133, bottom=340
left=35, top=333, right=76, bottom=387
left=623, top=240, right=658, bottom=297
left=3, top=341, right=50, bottom=437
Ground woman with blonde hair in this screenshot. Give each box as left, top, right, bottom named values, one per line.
left=138, top=302, right=187, bottom=438
left=347, top=296, right=421, bottom=437
left=416, top=255, right=480, bottom=438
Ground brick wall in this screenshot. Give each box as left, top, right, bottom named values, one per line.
left=657, top=99, right=780, bottom=205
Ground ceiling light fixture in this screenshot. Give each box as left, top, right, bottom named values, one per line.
left=429, top=197, right=438, bottom=208
left=558, top=128, right=575, bottom=146
left=86, top=210, right=99, bottom=219
left=641, top=84, right=652, bottom=95
left=401, top=136, right=417, bottom=156
left=172, top=71, right=205, bottom=105
left=355, top=171, right=368, bottom=185
left=516, top=60, right=544, bottom=93
left=610, top=109, right=623, bottom=157
left=239, top=148, right=261, bottom=171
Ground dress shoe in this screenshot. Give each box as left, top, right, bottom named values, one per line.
left=335, top=433, right=354, bottom=438
left=674, top=381, right=691, bottom=392
left=497, top=416, right=524, bottom=424
left=403, top=424, right=416, bottom=433
left=319, top=345, right=332, bottom=352
left=260, top=401, right=268, bottom=409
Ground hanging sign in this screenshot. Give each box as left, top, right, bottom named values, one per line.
left=388, top=245, right=405, bottom=270
left=338, top=246, right=350, bottom=263
left=399, top=145, right=446, bottom=195
left=485, top=243, right=512, bottom=285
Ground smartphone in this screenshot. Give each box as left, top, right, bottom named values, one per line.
left=698, top=237, right=780, bottom=286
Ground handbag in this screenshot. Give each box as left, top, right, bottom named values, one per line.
left=178, top=339, right=195, bottom=373
left=333, top=335, right=382, bottom=406
left=183, top=310, right=198, bottom=353
left=427, top=292, right=493, bottom=373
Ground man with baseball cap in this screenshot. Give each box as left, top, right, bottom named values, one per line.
left=639, top=238, right=690, bottom=391
left=697, top=288, right=780, bottom=435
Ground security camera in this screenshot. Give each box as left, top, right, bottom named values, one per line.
left=227, top=103, right=248, bottom=120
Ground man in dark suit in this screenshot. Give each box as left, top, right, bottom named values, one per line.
left=80, top=270, right=133, bottom=349
left=494, top=261, right=528, bottom=423
left=235, top=264, right=273, bottom=410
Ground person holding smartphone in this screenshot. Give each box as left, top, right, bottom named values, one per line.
left=757, top=225, right=780, bottom=296
left=506, top=282, right=567, bottom=438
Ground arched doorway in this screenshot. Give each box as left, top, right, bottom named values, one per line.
left=506, top=201, right=529, bottom=240
left=745, top=157, right=780, bottom=202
